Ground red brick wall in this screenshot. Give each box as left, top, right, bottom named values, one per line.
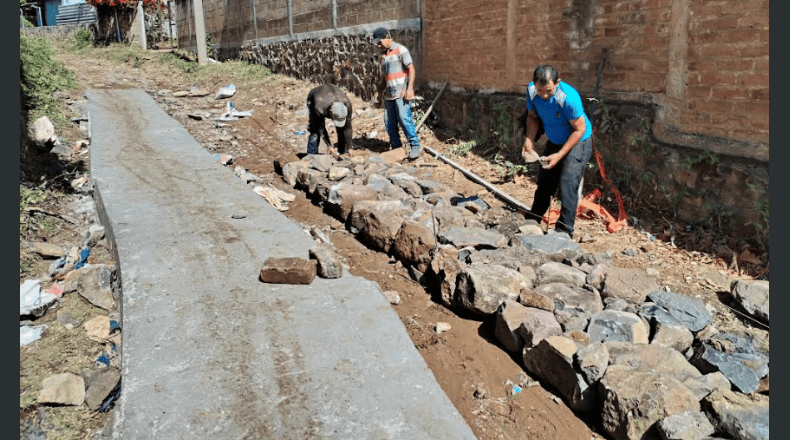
left=684, top=0, right=769, bottom=143
left=423, top=0, right=769, bottom=150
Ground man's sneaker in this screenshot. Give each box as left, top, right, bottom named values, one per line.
left=408, top=145, right=423, bottom=160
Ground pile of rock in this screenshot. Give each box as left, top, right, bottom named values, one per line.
left=275, top=153, right=769, bottom=440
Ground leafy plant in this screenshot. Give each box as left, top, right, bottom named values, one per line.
left=680, top=149, right=720, bottom=170
left=493, top=153, right=528, bottom=179
left=447, top=140, right=476, bottom=158
left=491, top=102, right=514, bottom=148
left=70, top=27, right=93, bottom=51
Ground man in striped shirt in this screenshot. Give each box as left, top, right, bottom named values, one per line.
left=373, top=27, right=422, bottom=160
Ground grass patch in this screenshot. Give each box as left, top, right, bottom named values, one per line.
left=20, top=35, right=77, bottom=124
left=44, top=406, right=111, bottom=440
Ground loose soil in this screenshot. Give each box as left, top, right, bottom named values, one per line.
left=21, top=43, right=768, bottom=439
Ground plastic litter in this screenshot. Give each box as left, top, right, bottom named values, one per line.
left=213, top=154, right=234, bottom=165
left=20, top=279, right=59, bottom=317
left=75, top=247, right=91, bottom=270
left=100, top=383, right=121, bottom=413
left=215, top=84, right=236, bottom=99
left=510, top=385, right=522, bottom=397
left=294, top=131, right=307, bottom=136
left=20, top=325, right=47, bottom=346
left=215, top=101, right=253, bottom=121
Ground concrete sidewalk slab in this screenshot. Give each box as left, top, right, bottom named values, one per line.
left=86, top=89, right=476, bottom=440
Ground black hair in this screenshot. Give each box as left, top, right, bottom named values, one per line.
left=533, top=64, right=559, bottom=85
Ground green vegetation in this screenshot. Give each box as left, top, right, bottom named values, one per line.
left=70, top=27, right=94, bottom=51
left=680, top=149, right=720, bottom=170
left=20, top=35, right=77, bottom=123
left=447, top=140, right=476, bottom=158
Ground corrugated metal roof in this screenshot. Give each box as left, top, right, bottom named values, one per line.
left=55, top=3, right=97, bottom=25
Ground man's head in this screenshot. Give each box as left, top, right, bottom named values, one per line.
left=330, top=102, right=348, bottom=127
left=372, top=27, right=392, bottom=51
left=532, top=64, right=561, bottom=101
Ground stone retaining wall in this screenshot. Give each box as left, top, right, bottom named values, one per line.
left=238, top=26, right=420, bottom=102
left=20, top=24, right=92, bottom=40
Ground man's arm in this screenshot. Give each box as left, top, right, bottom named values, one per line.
left=521, top=110, right=540, bottom=154
left=542, top=116, right=586, bottom=169
left=404, top=64, right=416, bottom=100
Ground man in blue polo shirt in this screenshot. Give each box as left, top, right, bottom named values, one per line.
left=522, top=64, right=593, bottom=238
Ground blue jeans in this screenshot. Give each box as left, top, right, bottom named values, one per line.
left=384, top=98, right=420, bottom=149
left=529, top=137, right=592, bottom=237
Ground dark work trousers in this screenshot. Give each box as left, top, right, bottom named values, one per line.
left=307, top=113, right=353, bottom=155
left=529, top=137, right=593, bottom=237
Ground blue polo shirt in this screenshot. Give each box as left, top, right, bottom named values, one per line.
left=526, top=81, right=592, bottom=145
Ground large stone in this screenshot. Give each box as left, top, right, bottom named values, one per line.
left=522, top=336, right=595, bottom=411
left=307, top=154, right=335, bottom=172
left=554, top=307, right=591, bottom=332
left=456, top=263, right=528, bottom=315
left=392, top=221, right=436, bottom=273
left=704, top=389, right=769, bottom=440
left=438, top=226, right=507, bottom=249
left=602, top=267, right=660, bottom=304
left=510, top=232, right=584, bottom=262
left=535, top=261, right=587, bottom=287
left=259, top=257, right=316, bottom=284
left=537, top=283, right=603, bottom=313
left=575, top=341, right=609, bottom=385
left=415, top=179, right=445, bottom=195
left=38, top=373, right=85, bottom=406
left=588, top=310, right=649, bottom=344
left=32, top=116, right=57, bottom=147
left=599, top=365, right=700, bottom=440
left=365, top=174, right=410, bottom=201
left=605, top=341, right=702, bottom=383
left=690, top=343, right=767, bottom=394
left=585, top=264, right=608, bottom=290
left=63, top=264, right=116, bottom=311
left=309, top=243, right=343, bottom=279
left=651, top=316, right=694, bottom=353
left=682, top=372, right=731, bottom=401
left=428, top=245, right=465, bottom=307
left=328, top=166, right=351, bottom=181
left=730, top=280, right=769, bottom=324
left=656, top=410, right=716, bottom=440
left=349, top=200, right=411, bottom=252
left=388, top=172, right=423, bottom=197
left=326, top=183, right=380, bottom=221
left=647, top=290, right=713, bottom=332
left=27, top=241, right=64, bottom=258
left=296, top=167, right=326, bottom=194
left=466, top=246, right=549, bottom=271
left=495, top=300, right=562, bottom=352
left=431, top=206, right=485, bottom=231
left=517, top=289, right=554, bottom=311
left=477, top=207, right=528, bottom=237
left=281, top=160, right=310, bottom=186
left=83, top=367, right=121, bottom=411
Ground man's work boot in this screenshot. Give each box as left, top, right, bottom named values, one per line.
left=407, top=145, right=423, bottom=161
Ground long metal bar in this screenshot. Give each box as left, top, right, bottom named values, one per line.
left=415, top=82, right=447, bottom=132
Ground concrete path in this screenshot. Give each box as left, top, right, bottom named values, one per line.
left=86, top=89, right=476, bottom=440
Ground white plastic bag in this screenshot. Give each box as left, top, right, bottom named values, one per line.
left=20, top=279, right=59, bottom=317
left=216, top=84, right=236, bottom=99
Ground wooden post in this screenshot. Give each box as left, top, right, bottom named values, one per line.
left=192, top=0, right=208, bottom=65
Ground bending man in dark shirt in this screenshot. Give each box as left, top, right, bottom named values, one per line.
left=306, top=84, right=353, bottom=155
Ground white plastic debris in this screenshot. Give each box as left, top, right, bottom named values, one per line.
left=215, top=101, right=253, bottom=122
left=20, top=325, right=48, bottom=346
left=20, top=279, right=59, bottom=317
left=216, top=84, right=236, bottom=99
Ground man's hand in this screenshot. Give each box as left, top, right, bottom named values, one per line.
left=522, top=137, right=535, bottom=155
left=405, top=86, right=415, bottom=101
left=540, top=153, right=560, bottom=169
